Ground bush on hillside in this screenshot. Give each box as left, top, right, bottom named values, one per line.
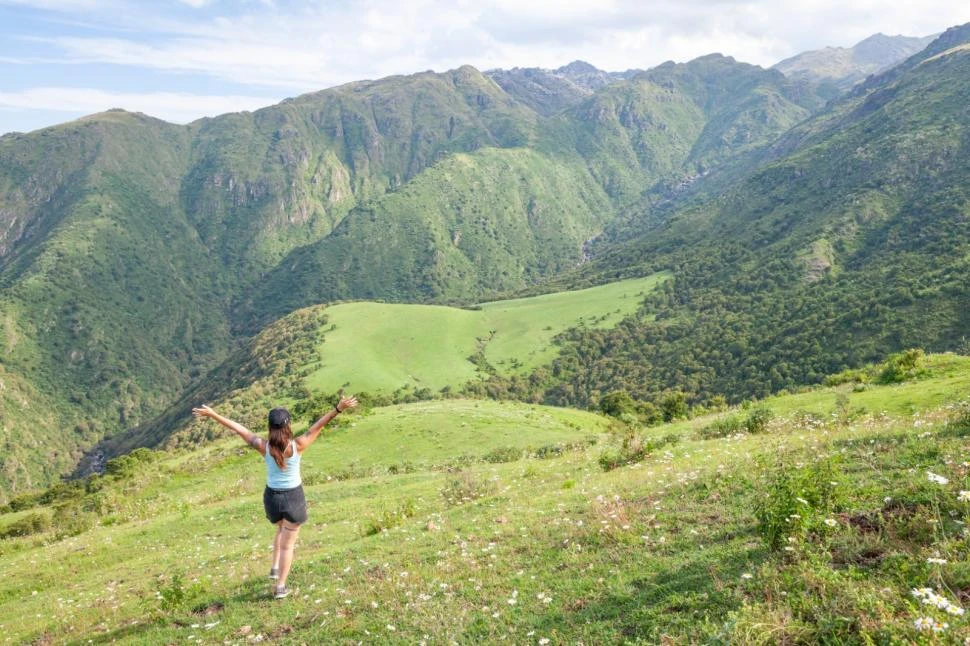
left=599, top=390, right=637, bottom=418
left=361, top=499, right=416, bottom=536
left=661, top=391, right=690, bottom=422
left=876, top=348, right=927, bottom=384
left=744, top=405, right=774, bottom=434
left=598, top=432, right=680, bottom=471
left=942, top=402, right=970, bottom=438
left=598, top=440, right=646, bottom=471
left=0, top=513, right=50, bottom=539
left=52, top=503, right=97, bottom=539
left=697, top=406, right=774, bottom=440
left=754, top=457, right=840, bottom=550
left=482, top=446, right=523, bottom=463
left=104, top=447, right=159, bottom=479
left=823, top=367, right=872, bottom=386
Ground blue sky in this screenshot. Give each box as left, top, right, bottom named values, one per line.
left=1, top=0, right=969, bottom=135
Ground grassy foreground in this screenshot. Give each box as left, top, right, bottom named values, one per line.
left=2, top=356, right=970, bottom=644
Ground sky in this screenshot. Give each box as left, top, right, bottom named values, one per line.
left=1, top=0, right=969, bottom=135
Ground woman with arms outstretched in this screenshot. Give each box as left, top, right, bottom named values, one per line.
left=192, top=396, right=358, bottom=599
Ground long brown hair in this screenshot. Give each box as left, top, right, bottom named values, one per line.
left=267, top=407, right=292, bottom=469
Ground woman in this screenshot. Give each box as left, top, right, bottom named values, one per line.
left=192, top=395, right=358, bottom=599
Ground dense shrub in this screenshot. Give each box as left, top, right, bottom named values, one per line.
left=744, top=405, right=774, bottom=434
left=482, top=446, right=523, bottom=463
left=697, top=414, right=745, bottom=439
left=361, top=500, right=417, bottom=536
left=104, top=447, right=159, bottom=479
left=942, top=402, right=970, bottom=438
left=533, top=443, right=565, bottom=459
left=599, top=390, right=637, bottom=418
left=52, top=503, right=96, bottom=539
left=697, top=406, right=773, bottom=439
left=598, top=432, right=680, bottom=471
left=754, top=458, right=839, bottom=550
left=0, top=513, right=50, bottom=539
left=877, top=348, right=927, bottom=384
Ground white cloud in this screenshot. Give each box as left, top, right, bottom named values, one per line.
left=22, top=0, right=970, bottom=83
left=0, top=87, right=278, bottom=124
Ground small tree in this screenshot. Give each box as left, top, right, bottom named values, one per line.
left=877, top=348, right=925, bottom=384
left=660, top=391, right=689, bottom=422
left=599, top=390, right=637, bottom=418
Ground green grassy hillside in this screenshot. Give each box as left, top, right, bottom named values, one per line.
left=2, top=354, right=969, bottom=643
left=304, top=274, right=667, bottom=395
left=97, top=274, right=666, bottom=459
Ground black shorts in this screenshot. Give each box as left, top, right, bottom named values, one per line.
left=263, top=485, right=308, bottom=524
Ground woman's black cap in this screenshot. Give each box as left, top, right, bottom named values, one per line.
left=268, top=407, right=291, bottom=427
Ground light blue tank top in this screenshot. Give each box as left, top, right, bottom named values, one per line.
left=265, top=440, right=302, bottom=489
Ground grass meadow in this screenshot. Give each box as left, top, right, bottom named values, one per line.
left=303, top=274, right=668, bottom=394
left=1, top=355, right=969, bottom=644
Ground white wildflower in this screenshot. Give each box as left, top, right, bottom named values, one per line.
left=927, top=472, right=949, bottom=485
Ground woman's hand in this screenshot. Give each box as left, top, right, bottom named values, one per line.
left=336, top=396, right=359, bottom=413
left=192, top=404, right=216, bottom=419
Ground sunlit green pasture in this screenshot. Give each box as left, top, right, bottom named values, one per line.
left=303, top=273, right=668, bottom=394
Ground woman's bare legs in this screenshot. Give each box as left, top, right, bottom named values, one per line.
left=276, top=520, right=301, bottom=589
left=271, top=523, right=284, bottom=573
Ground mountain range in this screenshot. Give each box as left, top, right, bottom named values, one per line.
left=772, top=32, right=937, bottom=93
left=1, top=26, right=967, bottom=498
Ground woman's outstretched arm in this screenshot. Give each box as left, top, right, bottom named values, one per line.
left=192, top=404, right=264, bottom=453
left=295, top=396, right=358, bottom=452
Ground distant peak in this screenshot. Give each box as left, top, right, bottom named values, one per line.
left=689, top=53, right=734, bottom=64
left=557, top=60, right=601, bottom=75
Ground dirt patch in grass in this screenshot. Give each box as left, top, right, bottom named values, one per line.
left=193, top=601, right=225, bottom=616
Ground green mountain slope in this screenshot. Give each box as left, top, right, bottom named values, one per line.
left=532, top=25, right=970, bottom=408
left=180, top=65, right=539, bottom=288
left=236, top=146, right=616, bottom=326
left=0, top=113, right=229, bottom=491
left=638, top=54, right=824, bottom=169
